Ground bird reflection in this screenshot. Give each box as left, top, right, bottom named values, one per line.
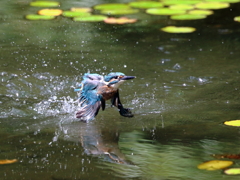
left=59, top=120, right=131, bottom=164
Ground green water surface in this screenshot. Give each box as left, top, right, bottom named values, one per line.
left=1, top=0, right=240, bottom=179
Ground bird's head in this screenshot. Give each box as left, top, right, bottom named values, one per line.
left=104, top=72, right=135, bottom=89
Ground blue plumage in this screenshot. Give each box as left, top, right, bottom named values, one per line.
left=75, top=72, right=135, bottom=121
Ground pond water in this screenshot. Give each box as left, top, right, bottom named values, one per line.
left=1, top=0, right=240, bottom=179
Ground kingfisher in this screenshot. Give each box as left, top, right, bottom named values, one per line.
left=74, top=72, right=135, bottom=121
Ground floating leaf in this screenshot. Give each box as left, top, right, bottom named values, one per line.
left=94, top=3, right=130, bottom=10
left=162, top=0, right=202, bottom=5
left=30, top=1, right=60, bottom=7
left=146, top=8, right=186, bottom=15
left=25, top=14, right=55, bottom=20
left=0, top=159, right=17, bottom=165
left=128, top=1, right=163, bottom=9
left=188, top=9, right=213, bottom=15
left=38, top=9, right=62, bottom=16
left=101, top=8, right=139, bottom=15
left=62, top=11, right=91, bottom=17
left=195, top=2, right=230, bottom=9
left=171, top=14, right=206, bottom=20
left=104, top=17, right=137, bottom=24
left=212, top=153, right=240, bottom=159
left=197, top=160, right=233, bottom=170
left=73, top=15, right=107, bottom=22
left=234, top=16, right=240, bottom=22
left=161, top=26, right=196, bottom=33
left=224, top=120, right=240, bottom=126
left=169, top=4, right=194, bottom=10
left=70, top=7, right=92, bottom=13
left=205, top=0, right=240, bottom=3
left=224, top=168, right=240, bottom=175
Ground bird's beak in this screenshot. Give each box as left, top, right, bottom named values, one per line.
left=120, top=76, right=136, bottom=80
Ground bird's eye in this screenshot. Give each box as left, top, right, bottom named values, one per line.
left=114, top=76, right=118, bottom=79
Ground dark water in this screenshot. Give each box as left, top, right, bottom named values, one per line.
left=1, top=0, right=240, bottom=179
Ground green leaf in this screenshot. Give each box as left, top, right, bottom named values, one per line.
left=94, top=3, right=130, bottom=10
left=30, top=1, right=60, bottom=7
left=205, top=0, right=240, bottom=3
left=129, top=1, right=163, bottom=9
left=188, top=10, right=213, bottom=15
left=171, top=14, right=206, bottom=20
left=195, top=2, right=230, bottom=9
left=25, top=14, right=55, bottom=20
left=169, top=4, right=194, bottom=10
left=146, top=8, right=186, bottom=15
left=162, top=0, right=202, bottom=5
left=62, top=11, right=91, bottom=17
left=234, top=16, right=240, bottom=22
left=224, top=168, right=240, bottom=175
left=73, top=15, right=107, bottom=22
left=161, top=26, right=196, bottom=33
left=224, top=120, right=240, bottom=126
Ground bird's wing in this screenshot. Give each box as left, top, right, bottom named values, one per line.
left=76, top=79, right=104, bottom=121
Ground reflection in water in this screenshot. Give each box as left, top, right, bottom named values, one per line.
left=58, top=121, right=131, bottom=164
left=104, top=130, right=240, bottom=180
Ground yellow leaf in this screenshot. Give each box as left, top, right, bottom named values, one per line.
left=104, top=17, right=137, bottom=24
left=0, top=159, right=18, bottom=165
left=38, top=9, right=63, bottom=16
left=70, top=7, right=92, bottom=12
left=197, top=160, right=233, bottom=170
left=224, top=120, right=240, bottom=127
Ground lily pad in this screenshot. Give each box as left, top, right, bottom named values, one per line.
left=100, top=8, right=139, bottom=15
left=197, top=160, right=233, bottom=170
left=205, top=0, right=240, bottom=2
left=224, top=120, right=240, bottom=126
left=70, top=7, right=92, bottom=13
left=169, top=4, right=194, bottom=10
left=94, top=3, right=130, bottom=10
left=25, top=14, right=56, bottom=20
left=73, top=15, right=107, bottom=22
left=162, top=0, right=202, bottom=5
left=104, top=17, right=137, bottom=24
left=188, top=9, right=213, bottom=15
left=62, top=11, right=91, bottom=17
left=161, top=26, right=196, bottom=33
left=212, top=153, right=240, bottom=159
left=234, top=16, right=240, bottom=22
left=195, top=2, right=230, bottom=9
left=0, top=159, right=17, bottom=165
left=38, top=9, right=62, bottom=16
left=224, top=168, right=240, bottom=175
left=128, top=1, right=163, bottom=9
left=30, top=1, right=60, bottom=7
left=146, top=8, right=186, bottom=15
left=171, top=14, right=206, bottom=20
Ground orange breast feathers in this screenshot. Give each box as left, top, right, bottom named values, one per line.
left=97, top=85, right=117, bottom=100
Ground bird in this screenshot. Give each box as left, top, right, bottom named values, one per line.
left=74, top=72, right=135, bottom=121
